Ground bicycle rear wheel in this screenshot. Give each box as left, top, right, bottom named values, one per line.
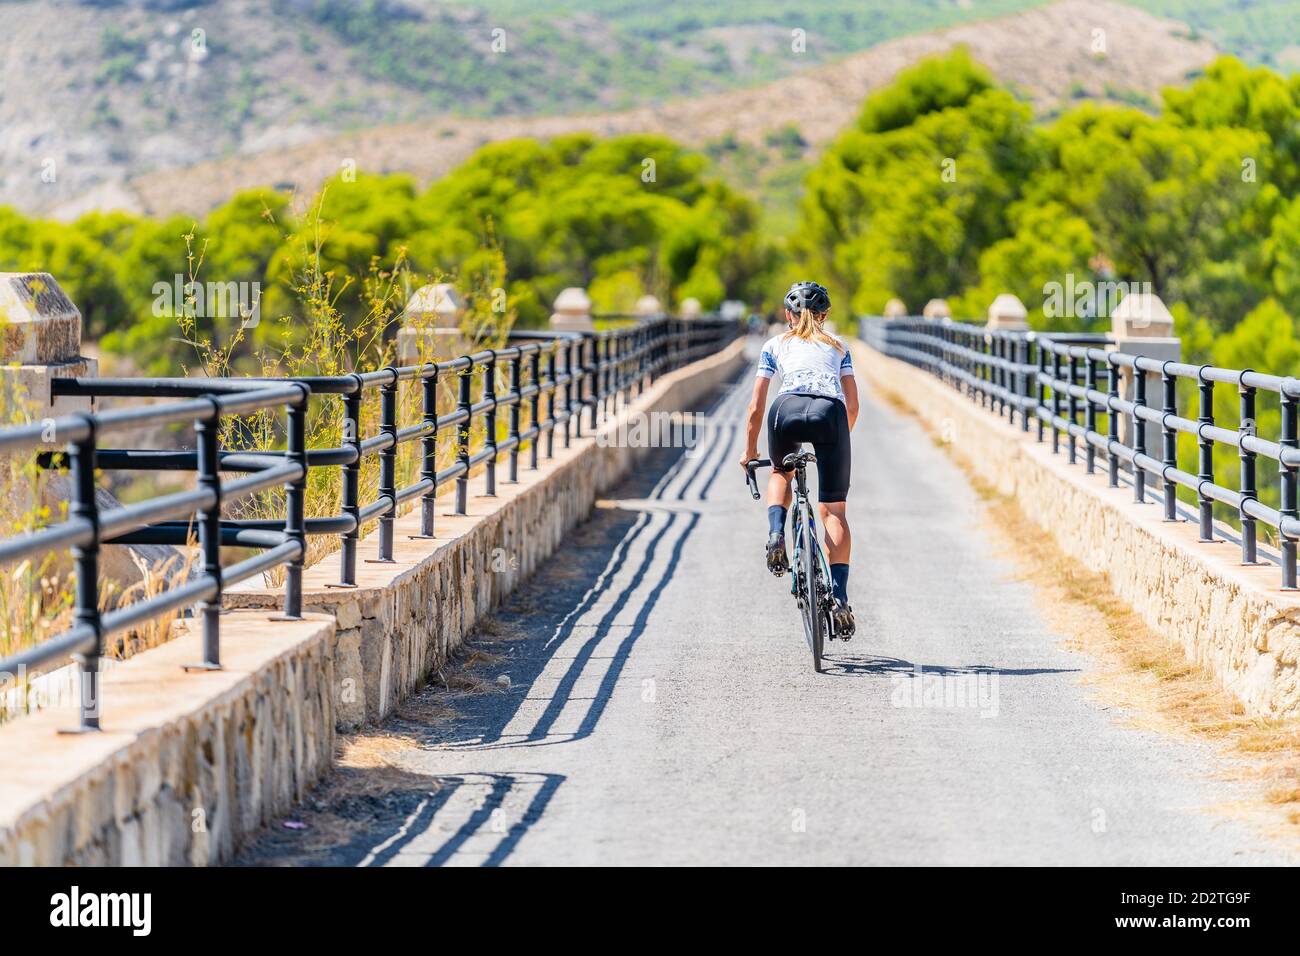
left=800, top=513, right=824, bottom=673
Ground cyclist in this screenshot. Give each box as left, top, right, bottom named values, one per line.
left=740, top=281, right=858, bottom=635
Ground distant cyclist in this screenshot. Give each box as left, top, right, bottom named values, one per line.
left=740, top=281, right=858, bottom=635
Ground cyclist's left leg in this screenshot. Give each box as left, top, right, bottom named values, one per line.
left=764, top=395, right=802, bottom=575
left=819, top=501, right=850, bottom=564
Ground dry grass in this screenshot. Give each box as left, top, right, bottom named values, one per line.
left=104, top=545, right=201, bottom=659
left=882, top=383, right=1300, bottom=843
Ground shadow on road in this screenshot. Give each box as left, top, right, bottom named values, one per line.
left=818, top=653, right=1079, bottom=679
left=235, top=367, right=749, bottom=867
left=436, top=377, right=750, bottom=752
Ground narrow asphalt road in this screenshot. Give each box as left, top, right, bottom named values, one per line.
left=240, top=340, right=1294, bottom=866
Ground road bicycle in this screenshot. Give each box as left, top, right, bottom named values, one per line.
left=746, top=453, right=839, bottom=672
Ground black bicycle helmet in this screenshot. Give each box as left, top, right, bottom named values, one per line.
left=784, top=281, right=831, bottom=315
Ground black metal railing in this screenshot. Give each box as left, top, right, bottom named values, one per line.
left=0, top=315, right=739, bottom=730
left=863, top=315, right=1300, bottom=590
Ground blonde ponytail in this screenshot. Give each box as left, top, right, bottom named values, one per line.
left=783, top=308, right=843, bottom=353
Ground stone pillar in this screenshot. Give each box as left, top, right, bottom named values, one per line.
left=986, top=293, right=1028, bottom=331
left=922, top=298, right=952, bottom=321
left=0, top=274, right=183, bottom=600
left=1110, top=293, right=1180, bottom=461
left=396, top=283, right=467, bottom=363
left=883, top=298, right=908, bottom=320
left=634, top=295, right=663, bottom=319
left=719, top=300, right=746, bottom=321
left=678, top=297, right=703, bottom=321
left=0, top=272, right=97, bottom=421
left=550, top=287, right=593, bottom=332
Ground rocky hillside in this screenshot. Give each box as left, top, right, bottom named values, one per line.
left=0, top=0, right=1222, bottom=219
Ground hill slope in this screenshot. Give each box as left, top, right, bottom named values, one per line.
left=1, top=0, right=1043, bottom=217
left=128, top=0, right=1218, bottom=219
left=0, top=0, right=1220, bottom=219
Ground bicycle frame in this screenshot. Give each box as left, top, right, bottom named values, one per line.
left=746, top=455, right=836, bottom=670
left=788, top=470, right=812, bottom=583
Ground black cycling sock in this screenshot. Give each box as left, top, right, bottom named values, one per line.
left=767, top=505, right=788, bottom=536
left=830, top=563, right=849, bottom=604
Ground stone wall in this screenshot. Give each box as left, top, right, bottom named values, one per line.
left=0, top=612, right=335, bottom=866
left=857, top=342, right=1300, bottom=719
left=228, top=338, right=748, bottom=730
left=0, top=339, right=745, bottom=865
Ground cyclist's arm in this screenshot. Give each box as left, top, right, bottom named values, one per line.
left=842, top=375, right=859, bottom=431
left=741, top=376, right=770, bottom=468
left=839, top=345, right=859, bottom=430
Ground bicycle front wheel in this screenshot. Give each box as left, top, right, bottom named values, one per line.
left=800, top=516, right=824, bottom=673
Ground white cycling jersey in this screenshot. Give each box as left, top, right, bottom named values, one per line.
left=755, top=333, right=854, bottom=402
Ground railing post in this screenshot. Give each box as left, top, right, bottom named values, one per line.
left=569, top=338, right=582, bottom=441
left=1084, top=353, right=1097, bottom=475
left=1107, top=357, right=1120, bottom=488
left=1239, top=377, right=1258, bottom=564
left=455, top=362, right=472, bottom=514
left=377, top=369, right=398, bottom=559
left=599, top=334, right=611, bottom=418
left=1281, top=386, right=1298, bottom=589
left=1051, top=349, right=1062, bottom=454
left=1161, top=364, right=1178, bottom=521
left=1018, top=337, right=1031, bottom=432
left=962, top=328, right=972, bottom=399
left=1036, top=339, right=1047, bottom=443
left=661, top=319, right=671, bottom=380
left=981, top=334, right=991, bottom=409
left=997, top=335, right=1007, bottom=419
left=969, top=329, right=979, bottom=394
left=528, top=348, right=541, bottom=470
left=188, top=399, right=223, bottom=671
left=339, top=377, right=362, bottom=585
left=508, top=350, right=522, bottom=483
left=1066, top=352, right=1078, bottom=465
left=1133, top=365, right=1147, bottom=504
left=282, top=384, right=308, bottom=619
left=634, top=326, right=645, bottom=396
left=419, top=364, right=438, bottom=537
left=620, top=331, right=632, bottom=404
left=587, top=335, right=599, bottom=431
left=1196, top=368, right=1214, bottom=541
left=643, top=324, right=655, bottom=386
left=545, top=346, right=558, bottom=458
left=484, top=350, right=498, bottom=497
left=969, top=328, right=977, bottom=395
left=66, top=418, right=102, bottom=732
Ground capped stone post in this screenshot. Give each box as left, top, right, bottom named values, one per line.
left=550, top=287, right=593, bottom=332
left=634, top=295, right=663, bottom=319
left=397, top=282, right=468, bottom=363
left=0, top=272, right=97, bottom=419
left=719, top=300, right=747, bottom=321
left=883, top=298, right=908, bottom=320
left=923, top=298, right=953, bottom=321
left=678, top=297, right=703, bottom=321
left=1111, top=293, right=1180, bottom=463
left=0, top=273, right=183, bottom=604
left=986, top=293, right=1028, bottom=331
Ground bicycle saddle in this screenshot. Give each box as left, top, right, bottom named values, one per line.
left=782, top=451, right=817, bottom=470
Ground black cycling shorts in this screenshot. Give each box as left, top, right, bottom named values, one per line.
left=767, top=392, right=851, bottom=502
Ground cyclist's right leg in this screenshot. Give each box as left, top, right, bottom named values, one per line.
left=809, top=398, right=854, bottom=636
